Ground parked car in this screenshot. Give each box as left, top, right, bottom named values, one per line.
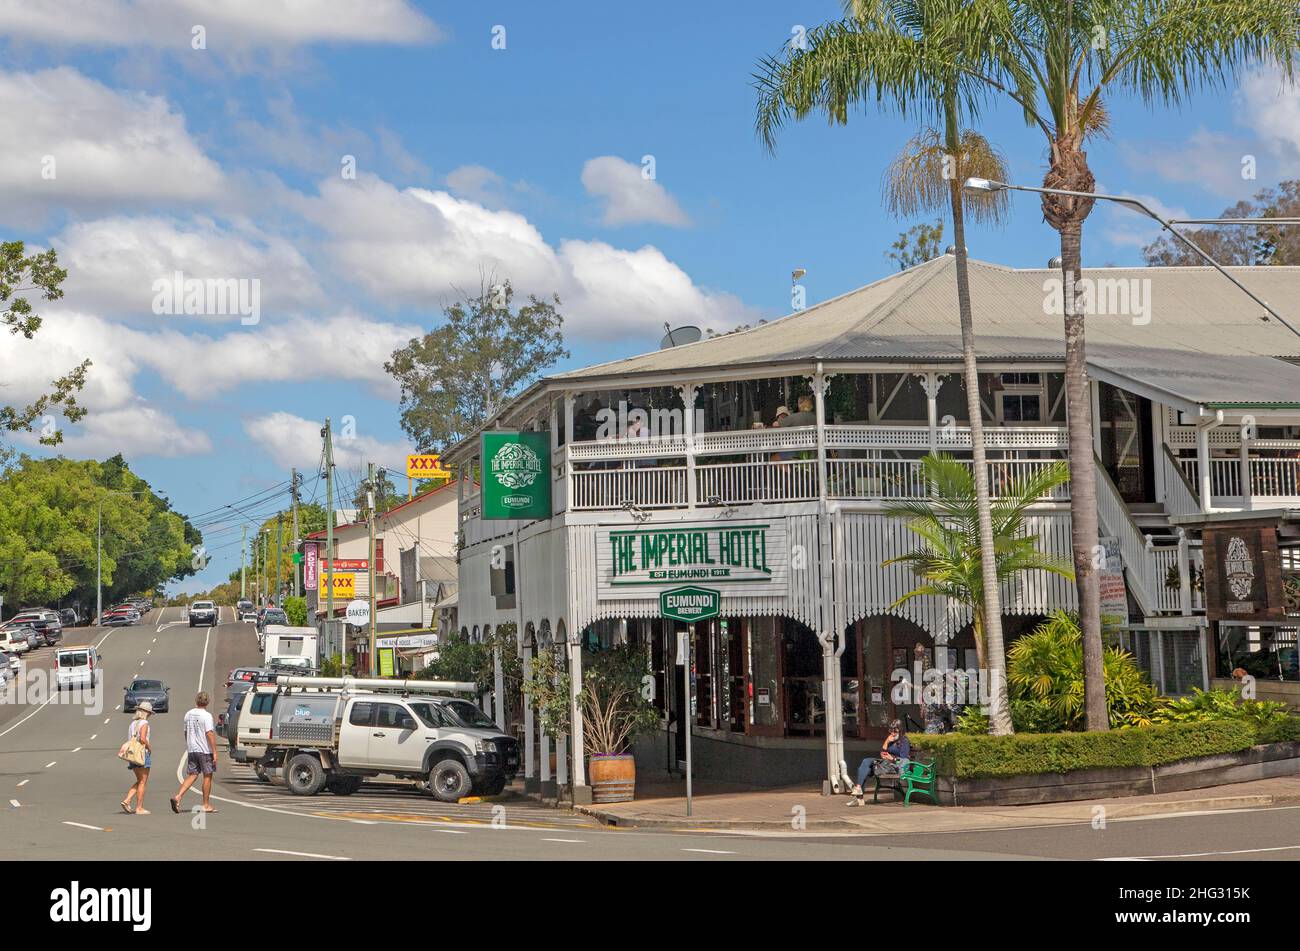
left=236, top=598, right=253, bottom=612
left=229, top=683, right=278, bottom=772
left=0, top=627, right=31, bottom=655
left=259, top=686, right=519, bottom=801
left=0, top=621, right=40, bottom=649
left=188, top=600, right=218, bottom=628
left=256, top=608, right=287, bottom=634
left=0, top=650, right=20, bottom=675
left=54, top=647, right=102, bottom=690
left=239, top=608, right=258, bottom=623
left=225, top=667, right=265, bottom=689
left=12, top=610, right=62, bottom=646
left=101, top=607, right=140, bottom=626
left=58, top=608, right=80, bottom=627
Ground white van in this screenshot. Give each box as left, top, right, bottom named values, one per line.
left=54, top=647, right=101, bottom=690
left=0, top=630, right=29, bottom=655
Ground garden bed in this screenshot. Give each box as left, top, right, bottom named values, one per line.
left=910, top=721, right=1300, bottom=806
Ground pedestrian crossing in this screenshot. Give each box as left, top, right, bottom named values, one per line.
left=221, top=763, right=599, bottom=829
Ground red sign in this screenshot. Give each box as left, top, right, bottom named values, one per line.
left=322, top=559, right=368, bottom=571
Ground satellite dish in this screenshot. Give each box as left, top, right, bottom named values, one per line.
left=660, top=325, right=703, bottom=349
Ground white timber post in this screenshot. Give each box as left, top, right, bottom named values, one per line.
left=681, top=382, right=699, bottom=509
left=920, top=372, right=942, bottom=452
left=569, top=633, right=587, bottom=795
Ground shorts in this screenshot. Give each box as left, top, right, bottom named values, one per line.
left=185, top=752, right=215, bottom=776
left=127, top=752, right=151, bottom=770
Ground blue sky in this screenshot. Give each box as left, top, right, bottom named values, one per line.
left=1, top=1, right=1297, bottom=592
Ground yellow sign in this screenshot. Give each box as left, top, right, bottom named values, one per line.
left=406, top=453, right=450, bottom=480
left=319, top=572, right=355, bottom=599
left=378, top=648, right=396, bottom=677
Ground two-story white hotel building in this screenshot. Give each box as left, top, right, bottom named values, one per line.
left=443, top=255, right=1300, bottom=800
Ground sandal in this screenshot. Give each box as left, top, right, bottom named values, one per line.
left=120, top=800, right=134, bottom=814
left=169, top=797, right=180, bottom=814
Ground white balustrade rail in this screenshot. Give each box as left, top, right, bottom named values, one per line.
left=693, top=426, right=816, bottom=456
left=1178, top=456, right=1300, bottom=501
left=825, top=424, right=1068, bottom=451
left=1160, top=448, right=1200, bottom=518
left=696, top=459, right=818, bottom=505
left=1095, top=462, right=1157, bottom=616
left=570, top=465, right=688, bottom=510
left=826, top=458, right=1069, bottom=501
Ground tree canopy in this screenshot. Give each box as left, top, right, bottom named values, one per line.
left=1143, top=180, right=1300, bottom=267
left=0, top=454, right=199, bottom=612
left=385, top=279, right=568, bottom=454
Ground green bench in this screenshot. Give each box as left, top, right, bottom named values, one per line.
left=872, top=758, right=937, bottom=806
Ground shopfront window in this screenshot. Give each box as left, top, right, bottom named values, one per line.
left=1218, top=623, right=1299, bottom=682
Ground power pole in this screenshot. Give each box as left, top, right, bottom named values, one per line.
left=240, top=524, right=247, bottom=600
left=367, top=461, right=378, bottom=676
left=274, top=513, right=284, bottom=607
left=290, top=468, right=301, bottom=598
left=322, top=419, right=338, bottom=669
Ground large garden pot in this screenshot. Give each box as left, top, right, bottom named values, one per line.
left=589, top=753, right=636, bottom=802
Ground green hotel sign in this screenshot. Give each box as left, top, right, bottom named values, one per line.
left=608, top=523, right=775, bottom=586
left=660, top=586, right=720, bottom=623
left=481, top=431, right=552, bottom=520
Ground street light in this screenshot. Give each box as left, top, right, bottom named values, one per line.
left=962, top=177, right=1300, bottom=340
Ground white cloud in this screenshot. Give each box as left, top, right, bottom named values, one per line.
left=581, top=156, right=691, bottom=227
left=244, top=411, right=412, bottom=471
left=0, top=0, right=437, bottom=48
left=1098, top=187, right=1190, bottom=252
left=53, top=215, right=324, bottom=319
left=35, top=404, right=213, bottom=458
left=1239, top=66, right=1300, bottom=157
left=0, top=67, right=223, bottom=220
left=297, top=175, right=754, bottom=340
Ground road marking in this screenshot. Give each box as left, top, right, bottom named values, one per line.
left=541, top=838, right=585, bottom=843
left=0, top=621, right=118, bottom=740
left=152, top=638, right=157, bottom=644
left=682, top=848, right=735, bottom=854
left=62, top=821, right=105, bottom=832
left=104, top=718, right=111, bottom=724
left=437, top=829, right=469, bottom=835
left=44, top=761, right=56, bottom=768
left=70, top=747, right=81, bottom=753
left=139, top=660, right=145, bottom=667
left=16, top=780, right=28, bottom=787
left=9, top=800, right=18, bottom=807
left=253, top=848, right=350, bottom=861
left=89, top=734, right=97, bottom=741
left=147, top=650, right=151, bottom=655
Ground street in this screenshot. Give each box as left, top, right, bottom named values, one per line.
left=0, top=606, right=1294, bottom=862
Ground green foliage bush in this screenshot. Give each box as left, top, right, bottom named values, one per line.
left=912, top=720, right=1259, bottom=778
left=1149, top=687, right=1291, bottom=727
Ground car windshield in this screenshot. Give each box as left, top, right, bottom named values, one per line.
left=131, top=680, right=162, bottom=691
left=407, top=701, right=448, bottom=729
left=193, top=602, right=214, bottom=609
left=265, top=611, right=287, bottom=622
left=59, top=651, right=89, bottom=667
left=443, top=700, right=497, bottom=730
left=272, top=656, right=309, bottom=668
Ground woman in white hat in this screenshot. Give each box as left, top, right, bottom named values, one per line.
left=120, top=701, right=154, bottom=814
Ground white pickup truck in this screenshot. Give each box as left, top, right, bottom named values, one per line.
left=255, top=677, right=519, bottom=801
left=262, top=625, right=319, bottom=672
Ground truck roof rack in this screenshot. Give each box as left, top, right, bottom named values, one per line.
left=273, top=675, right=477, bottom=697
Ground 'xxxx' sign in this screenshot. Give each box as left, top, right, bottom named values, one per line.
left=406, top=453, right=450, bottom=480
left=318, top=572, right=355, bottom=599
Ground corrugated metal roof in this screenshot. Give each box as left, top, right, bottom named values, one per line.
left=551, top=255, right=1300, bottom=380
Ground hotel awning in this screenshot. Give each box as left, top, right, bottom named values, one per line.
left=1086, top=345, right=1300, bottom=415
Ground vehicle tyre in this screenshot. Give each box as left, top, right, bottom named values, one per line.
left=254, top=761, right=271, bottom=783
left=481, top=776, right=507, bottom=797
left=284, top=753, right=327, bottom=796
left=327, top=776, right=363, bottom=796
left=428, top=758, right=472, bottom=802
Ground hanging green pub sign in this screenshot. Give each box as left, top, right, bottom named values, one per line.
left=481, top=431, right=552, bottom=520
left=660, top=586, right=720, bottom=623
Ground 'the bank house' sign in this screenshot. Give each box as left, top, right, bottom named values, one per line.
left=596, top=522, right=789, bottom=600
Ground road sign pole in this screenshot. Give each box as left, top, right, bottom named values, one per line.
left=685, top=622, right=693, bottom=817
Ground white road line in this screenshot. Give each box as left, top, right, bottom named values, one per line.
left=104, top=718, right=111, bottom=723
left=541, top=838, right=585, bottom=843
left=44, top=761, right=56, bottom=768
left=70, top=747, right=81, bottom=753
left=147, top=650, right=151, bottom=655
left=437, top=829, right=470, bottom=835
left=16, top=780, right=28, bottom=787
left=9, top=800, right=19, bottom=808
left=682, top=848, right=735, bottom=854
left=253, top=848, right=350, bottom=861
left=89, top=734, right=97, bottom=741
left=62, top=821, right=105, bottom=832
left=0, top=623, right=118, bottom=740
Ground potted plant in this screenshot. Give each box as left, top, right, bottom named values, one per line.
left=524, top=642, right=658, bottom=802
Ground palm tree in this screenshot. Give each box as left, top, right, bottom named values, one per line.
left=885, top=453, right=1074, bottom=681
left=754, top=0, right=1021, bottom=732
left=952, top=0, right=1300, bottom=730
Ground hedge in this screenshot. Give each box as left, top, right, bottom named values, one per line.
left=910, top=720, right=1260, bottom=779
